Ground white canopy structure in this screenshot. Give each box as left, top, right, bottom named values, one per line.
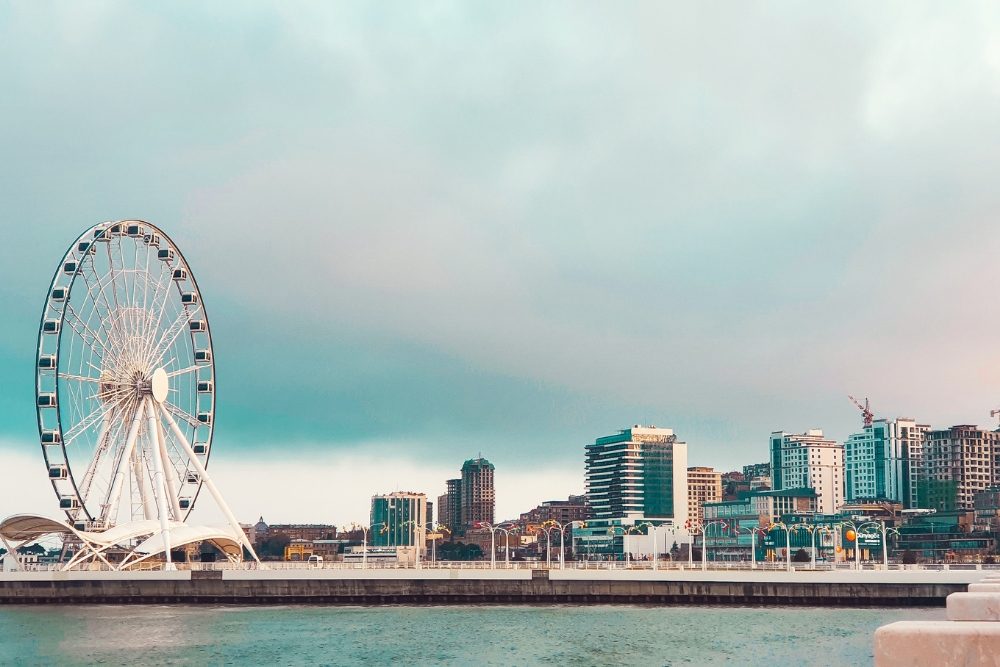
left=0, top=514, right=245, bottom=571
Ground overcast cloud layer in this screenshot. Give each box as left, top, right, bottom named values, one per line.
left=3, top=3, right=1000, bottom=521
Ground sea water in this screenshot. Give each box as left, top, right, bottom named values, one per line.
left=0, top=604, right=943, bottom=665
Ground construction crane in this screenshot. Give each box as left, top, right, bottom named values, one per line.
left=848, top=395, right=874, bottom=428
left=991, top=406, right=1000, bottom=424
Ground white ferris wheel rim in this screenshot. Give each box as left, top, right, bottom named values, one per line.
left=35, top=220, right=215, bottom=529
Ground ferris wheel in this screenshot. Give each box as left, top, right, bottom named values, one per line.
left=35, top=221, right=216, bottom=531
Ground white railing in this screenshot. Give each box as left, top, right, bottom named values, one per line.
left=6, top=558, right=1000, bottom=573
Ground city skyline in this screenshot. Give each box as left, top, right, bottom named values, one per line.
left=4, top=5, right=1000, bottom=526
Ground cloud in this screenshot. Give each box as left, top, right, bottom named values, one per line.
left=2, top=3, right=1000, bottom=481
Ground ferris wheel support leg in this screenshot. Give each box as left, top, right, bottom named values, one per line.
left=103, top=401, right=146, bottom=525
left=132, top=449, right=155, bottom=521
left=154, top=413, right=183, bottom=521
left=146, top=398, right=174, bottom=570
left=157, top=401, right=261, bottom=563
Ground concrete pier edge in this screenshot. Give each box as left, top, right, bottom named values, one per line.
left=0, top=570, right=971, bottom=606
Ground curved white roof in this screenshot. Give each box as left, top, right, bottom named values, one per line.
left=135, top=524, right=243, bottom=558
left=0, top=514, right=242, bottom=561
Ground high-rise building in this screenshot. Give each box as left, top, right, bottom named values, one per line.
left=922, top=425, right=1000, bottom=511
left=370, top=492, right=427, bottom=548
left=460, top=458, right=495, bottom=531
left=443, top=478, right=462, bottom=533
left=688, top=467, right=723, bottom=523
left=436, top=493, right=448, bottom=527
left=845, top=418, right=930, bottom=507
left=770, top=429, right=844, bottom=514
left=585, top=425, right=688, bottom=524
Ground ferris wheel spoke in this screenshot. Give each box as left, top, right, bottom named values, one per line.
left=78, top=263, right=118, bottom=348
left=148, top=304, right=203, bottom=368
left=142, top=253, right=177, bottom=365
left=166, top=365, right=200, bottom=378
left=146, top=260, right=174, bottom=351
left=77, top=412, right=114, bottom=503
left=62, top=392, right=131, bottom=444
left=139, top=261, right=170, bottom=353
left=59, top=373, right=101, bottom=384
left=105, top=237, right=123, bottom=314
left=63, top=305, right=110, bottom=360
left=162, top=401, right=202, bottom=428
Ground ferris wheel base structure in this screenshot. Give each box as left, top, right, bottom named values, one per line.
left=0, top=220, right=257, bottom=571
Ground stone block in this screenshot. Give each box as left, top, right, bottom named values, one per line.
left=969, top=583, right=1000, bottom=593
left=947, top=593, right=1000, bottom=621
left=874, top=621, right=1000, bottom=666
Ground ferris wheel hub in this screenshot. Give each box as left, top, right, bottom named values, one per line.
left=151, top=367, right=168, bottom=403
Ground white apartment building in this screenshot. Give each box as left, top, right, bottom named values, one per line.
left=770, top=429, right=844, bottom=514
left=845, top=418, right=929, bottom=508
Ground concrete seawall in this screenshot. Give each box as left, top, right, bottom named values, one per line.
left=0, top=569, right=977, bottom=606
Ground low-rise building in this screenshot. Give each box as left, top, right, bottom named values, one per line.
left=895, top=510, right=994, bottom=562
left=974, top=487, right=1000, bottom=531
left=721, top=471, right=749, bottom=501
left=519, top=495, right=590, bottom=529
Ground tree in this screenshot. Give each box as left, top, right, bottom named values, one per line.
left=256, top=534, right=291, bottom=558
left=793, top=548, right=810, bottom=563
left=437, top=541, right=483, bottom=561
left=902, top=551, right=918, bottom=565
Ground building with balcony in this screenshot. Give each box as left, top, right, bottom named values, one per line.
left=688, top=467, right=722, bottom=523
left=460, top=458, right=495, bottom=531
left=921, top=425, right=1000, bottom=511
left=585, top=425, right=688, bottom=525
left=770, top=429, right=844, bottom=514
left=845, top=418, right=930, bottom=508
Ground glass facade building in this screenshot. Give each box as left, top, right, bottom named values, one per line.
left=370, top=492, right=427, bottom=548
left=585, top=426, right=688, bottom=523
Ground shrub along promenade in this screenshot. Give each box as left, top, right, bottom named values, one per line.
left=0, top=564, right=989, bottom=606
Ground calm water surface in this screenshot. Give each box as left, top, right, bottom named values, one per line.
left=0, top=604, right=943, bottom=666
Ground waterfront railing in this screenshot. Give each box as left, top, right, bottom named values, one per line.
left=8, top=560, right=1000, bottom=573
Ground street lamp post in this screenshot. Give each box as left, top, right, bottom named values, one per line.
left=698, top=521, right=731, bottom=571
left=840, top=520, right=882, bottom=570
left=475, top=522, right=498, bottom=569
left=545, top=520, right=577, bottom=569
left=769, top=522, right=791, bottom=572
left=877, top=521, right=899, bottom=568
left=499, top=528, right=511, bottom=567
left=747, top=526, right=766, bottom=569
left=351, top=522, right=386, bottom=570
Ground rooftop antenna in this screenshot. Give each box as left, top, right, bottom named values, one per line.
left=848, top=395, right=874, bottom=428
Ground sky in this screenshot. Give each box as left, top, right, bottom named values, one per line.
left=3, top=2, right=1000, bottom=525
